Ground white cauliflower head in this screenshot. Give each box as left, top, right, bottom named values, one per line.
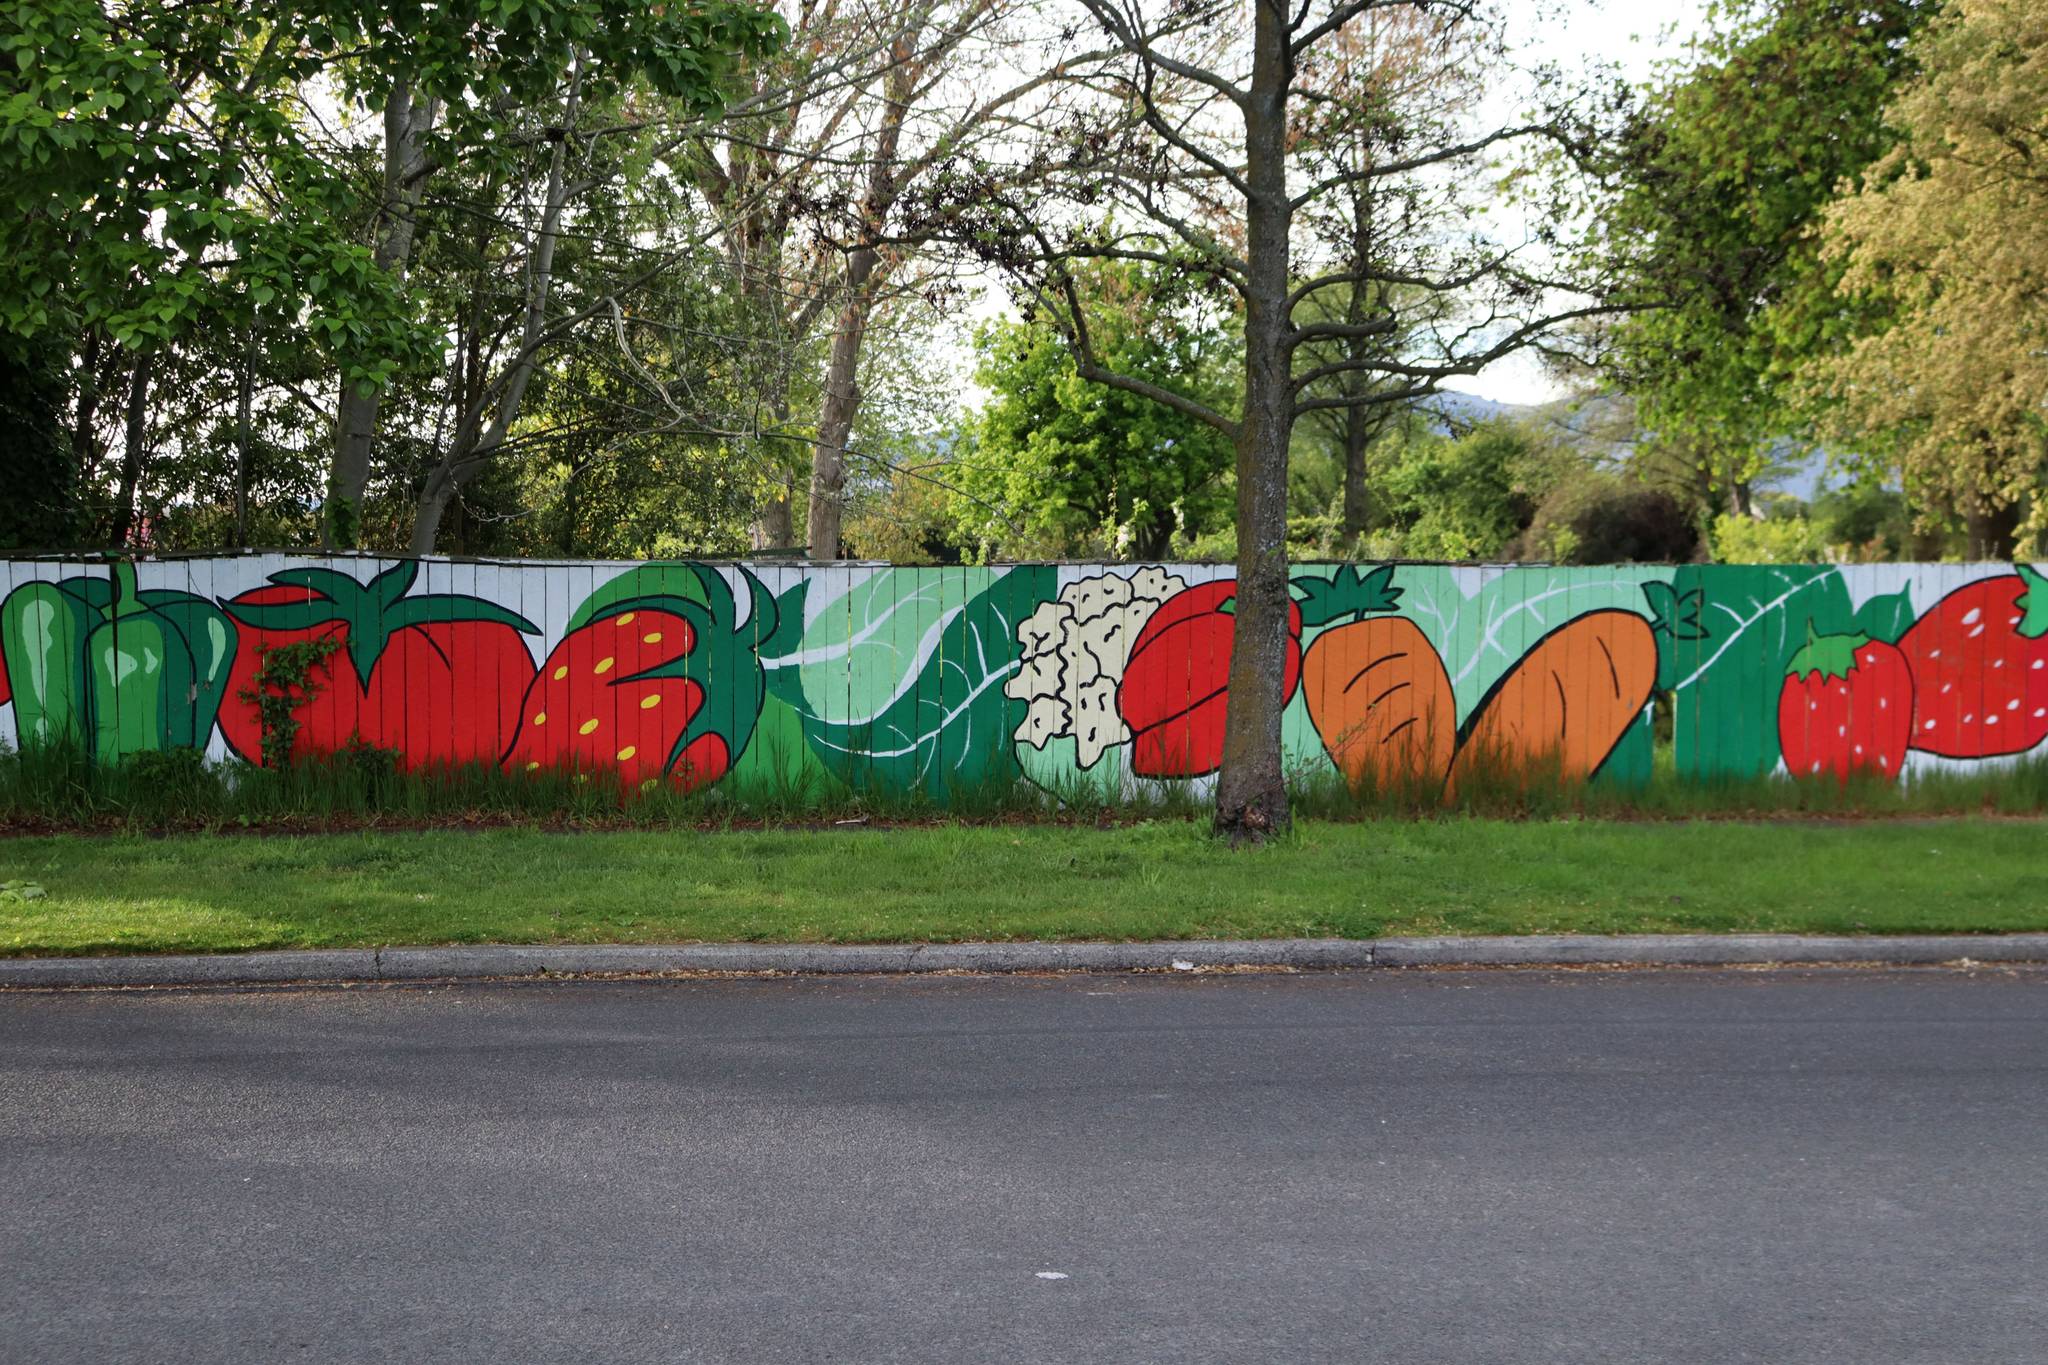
left=1005, top=568, right=1188, bottom=767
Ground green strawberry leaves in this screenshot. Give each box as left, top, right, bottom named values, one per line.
left=1293, top=564, right=1401, bottom=628
left=1784, top=626, right=1869, bottom=683
left=572, top=563, right=779, bottom=778
left=2016, top=563, right=2048, bottom=641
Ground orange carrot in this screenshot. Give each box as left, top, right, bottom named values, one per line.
left=1302, top=617, right=1456, bottom=794
left=1445, top=609, right=1657, bottom=800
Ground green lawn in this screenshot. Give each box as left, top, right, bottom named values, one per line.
left=1, top=818, right=2044, bottom=956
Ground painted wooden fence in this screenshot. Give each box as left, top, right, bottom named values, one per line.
left=1, top=554, right=2042, bottom=797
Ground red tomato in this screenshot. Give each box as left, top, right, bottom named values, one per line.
left=1116, top=580, right=1302, bottom=778
left=218, top=564, right=537, bottom=769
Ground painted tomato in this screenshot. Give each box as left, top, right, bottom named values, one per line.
left=1777, top=632, right=1914, bottom=784
left=218, top=561, right=538, bottom=768
left=1895, top=566, right=2048, bottom=758
left=501, top=563, right=777, bottom=792
left=1114, top=580, right=1301, bottom=778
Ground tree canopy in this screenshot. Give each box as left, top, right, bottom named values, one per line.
left=1803, top=0, right=2048, bottom=555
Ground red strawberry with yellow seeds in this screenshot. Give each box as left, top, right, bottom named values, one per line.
left=1894, top=566, right=2048, bottom=759
left=1777, top=628, right=1913, bottom=784
left=502, top=565, right=776, bottom=792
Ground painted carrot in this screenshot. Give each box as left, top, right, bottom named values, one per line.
left=1445, top=609, right=1657, bottom=800
left=1295, top=566, right=1456, bottom=794
left=1303, top=617, right=1456, bottom=793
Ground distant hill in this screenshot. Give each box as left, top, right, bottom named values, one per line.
left=1421, top=388, right=1840, bottom=503
left=1421, top=390, right=1520, bottom=429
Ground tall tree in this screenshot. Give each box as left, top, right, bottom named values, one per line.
left=1287, top=7, right=1478, bottom=547
left=1804, top=0, right=2048, bottom=557
left=943, top=0, right=1616, bottom=840
left=316, top=0, right=787, bottom=549
left=960, top=261, right=1237, bottom=559
left=689, top=0, right=1104, bottom=557
left=1598, top=0, right=1934, bottom=517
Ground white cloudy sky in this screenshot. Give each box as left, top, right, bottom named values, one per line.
left=1453, top=0, right=1712, bottom=404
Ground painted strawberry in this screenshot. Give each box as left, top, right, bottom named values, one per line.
left=1895, top=565, right=2048, bottom=758
left=1777, top=629, right=1913, bottom=784
left=502, top=564, right=776, bottom=792
left=219, top=561, right=538, bottom=769
left=1115, top=580, right=1302, bottom=778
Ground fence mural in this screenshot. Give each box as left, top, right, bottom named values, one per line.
left=0, top=554, right=2043, bottom=799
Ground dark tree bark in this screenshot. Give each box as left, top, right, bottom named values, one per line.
left=1210, top=0, right=1297, bottom=841
left=1965, top=500, right=2020, bottom=561
left=327, top=80, right=437, bottom=549
left=69, top=328, right=102, bottom=491
left=109, top=351, right=153, bottom=547
left=234, top=320, right=255, bottom=546
left=1339, top=402, right=1374, bottom=543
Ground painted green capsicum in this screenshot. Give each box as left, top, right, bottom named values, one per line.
left=1, top=574, right=108, bottom=749
left=1, top=562, right=238, bottom=761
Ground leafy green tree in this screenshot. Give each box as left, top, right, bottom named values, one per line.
left=957, top=265, right=1238, bottom=561
left=0, top=337, right=83, bottom=548
left=2, top=0, right=787, bottom=549
left=1600, top=0, right=1934, bottom=514
left=1378, top=421, right=1554, bottom=560
left=1804, top=0, right=2048, bottom=556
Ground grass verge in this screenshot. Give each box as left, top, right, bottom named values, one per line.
left=1, top=818, right=2043, bottom=957
left=7, top=741, right=2048, bottom=832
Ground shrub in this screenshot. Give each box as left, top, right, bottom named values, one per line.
left=1711, top=510, right=1824, bottom=563
left=1515, top=474, right=1702, bottom=563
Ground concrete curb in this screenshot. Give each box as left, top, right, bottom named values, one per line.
left=3, top=934, right=2046, bottom=988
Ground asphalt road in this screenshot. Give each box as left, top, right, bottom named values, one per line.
left=3, top=968, right=2045, bottom=1365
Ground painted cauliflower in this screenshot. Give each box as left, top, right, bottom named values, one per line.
left=1007, top=567, right=1188, bottom=767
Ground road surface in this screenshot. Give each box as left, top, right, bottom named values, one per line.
left=4, top=967, right=2044, bottom=1363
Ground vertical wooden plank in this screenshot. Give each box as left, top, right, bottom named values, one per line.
left=0, top=558, right=17, bottom=754
left=833, top=562, right=859, bottom=792
left=1565, top=564, right=1591, bottom=793
left=927, top=560, right=944, bottom=802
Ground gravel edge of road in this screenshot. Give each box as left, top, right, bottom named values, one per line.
left=4, top=934, right=2048, bottom=987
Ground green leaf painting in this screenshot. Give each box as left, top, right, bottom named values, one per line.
left=1652, top=565, right=1855, bottom=778
left=773, top=566, right=1057, bottom=796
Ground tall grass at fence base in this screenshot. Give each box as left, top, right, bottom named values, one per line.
left=1, top=737, right=2046, bottom=832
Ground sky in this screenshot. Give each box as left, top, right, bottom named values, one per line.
left=1451, top=0, right=1713, bottom=405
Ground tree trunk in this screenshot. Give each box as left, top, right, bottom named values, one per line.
left=410, top=457, right=463, bottom=555
left=1212, top=0, right=1295, bottom=844
left=234, top=319, right=254, bottom=546
left=109, top=351, right=152, bottom=547
left=408, top=61, right=578, bottom=554
left=1965, top=500, right=2020, bottom=561
left=327, top=80, right=437, bottom=549
left=753, top=471, right=797, bottom=551
left=70, top=328, right=102, bottom=491
left=1339, top=401, right=1372, bottom=545
left=805, top=44, right=911, bottom=561
left=1728, top=479, right=1756, bottom=520
left=806, top=276, right=877, bottom=560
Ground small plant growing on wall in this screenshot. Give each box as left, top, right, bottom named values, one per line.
left=237, top=638, right=341, bottom=769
